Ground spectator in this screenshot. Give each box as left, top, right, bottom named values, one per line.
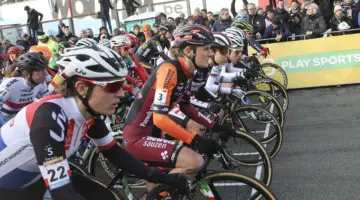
left=257, top=7, right=265, bottom=17
left=330, top=5, right=353, bottom=34
left=85, top=28, right=95, bottom=39
left=129, top=24, right=145, bottom=45
left=358, top=12, right=360, bottom=26
left=175, top=17, right=185, bottom=28
left=341, top=0, right=360, bottom=28
left=24, top=6, right=43, bottom=39
left=179, top=12, right=186, bottom=19
left=56, top=25, right=76, bottom=43
left=274, top=0, right=290, bottom=24
left=153, top=23, right=160, bottom=34
left=289, top=13, right=303, bottom=36
left=1, top=39, right=12, bottom=61
left=289, top=1, right=303, bottom=18
left=186, top=16, right=195, bottom=25
left=212, top=8, right=232, bottom=32
left=99, top=0, right=114, bottom=34
left=301, top=3, right=327, bottom=38
left=17, top=34, right=31, bottom=51
left=97, top=26, right=111, bottom=41
left=315, top=0, right=335, bottom=28
left=206, top=12, right=216, bottom=27
left=201, top=9, right=210, bottom=26
left=264, top=15, right=291, bottom=42
left=265, top=10, right=275, bottom=28
left=192, top=8, right=204, bottom=25
left=247, top=3, right=266, bottom=39
left=79, top=29, right=87, bottom=38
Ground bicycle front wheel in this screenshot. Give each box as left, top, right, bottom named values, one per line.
left=145, top=172, right=277, bottom=200
left=260, top=63, right=288, bottom=89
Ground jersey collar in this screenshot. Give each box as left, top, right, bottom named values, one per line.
left=178, top=57, right=193, bottom=78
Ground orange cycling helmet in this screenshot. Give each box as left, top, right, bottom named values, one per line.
left=29, top=46, right=52, bottom=60
left=141, top=24, right=151, bottom=32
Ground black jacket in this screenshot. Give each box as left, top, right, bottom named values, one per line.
left=314, top=0, right=335, bottom=20
left=301, top=13, right=327, bottom=38
left=249, top=14, right=266, bottom=36
left=27, top=9, right=43, bottom=30
left=329, top=16, right=353, bottom=34
left=212, top=19, right=232, bottom=32
left=99, top=0, right=114, bottom=11
left=274, top=8, right=290, bottom=24
left=263, top=24, right=291, bottom=41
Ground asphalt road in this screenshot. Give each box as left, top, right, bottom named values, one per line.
left=271, top=85, right=360, bottom=200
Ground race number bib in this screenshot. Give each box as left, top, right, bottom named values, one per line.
left=39, top=157, right=71, bottom=190
left=154, top=89, right=167, bottom=106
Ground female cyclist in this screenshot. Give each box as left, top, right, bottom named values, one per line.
left=123, top=26, right=233, bottom=189
left=0, top=52, right=49, bottom=126
left=0, top=44, right=188, bottom=199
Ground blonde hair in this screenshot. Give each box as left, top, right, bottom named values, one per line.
left=170, top=47, right=186, bottom=58
left=334, top=5, right=342, bottom=13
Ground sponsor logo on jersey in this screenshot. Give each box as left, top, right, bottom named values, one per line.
left=6, top=79, right=18, bottom=88
left=0, top=144, right=32, bottom=168
left=140, top=110, right=153, bottom=127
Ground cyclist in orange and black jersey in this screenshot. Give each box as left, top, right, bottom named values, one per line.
left=123, top=25, right=235, bottom=174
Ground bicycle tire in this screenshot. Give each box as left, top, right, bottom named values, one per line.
left=220, top=130, right=272, bottom=186
left=145, top=172, right=277, bottom=200
left=69, top=161, right=89, bottom=176
left=251, top=78, right=289, bottom=113
left=233, top=90, right=285, bottom=128
left=260, top=62, right=288, bottom=89
left=221, top=106, right=283, bottom=158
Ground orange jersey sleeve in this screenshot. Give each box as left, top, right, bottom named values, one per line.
left=152, top=63, right=196, bottom=144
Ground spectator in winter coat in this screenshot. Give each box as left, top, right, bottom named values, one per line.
left=274, top=0, right=290, bottom=24
left=99, top=0, right=114, bottom=34
left=265, top=10, right=275, bottom=28
left=247, top=3, right=266, bottom=39
left=314, top=0, right=335, bottom=28
left=341, top=0, right=360, bottom=28
left=24, top=6, right=43, bottom=39
left=329, top=5, right=353, bottom=34
left=192, top=8, right=204, bottom=25
left=206, top=12, right=216, bottom=28
left=301, top=3, right=327, bottom=38
left=212, top=8, right=232, bottom=32
left=264, top=15, right=290, bottom=42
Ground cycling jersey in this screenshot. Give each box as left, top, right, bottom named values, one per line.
left=135, top=39, right=169, bottom=72
left=123, top=58, right=214, bottom=166
left=0, top=77, right=48, bottom=123
left=205, top=63, right=247, bottom=97
left=0, top=95, right=116, bottom=189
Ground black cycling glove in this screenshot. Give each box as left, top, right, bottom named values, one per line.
left=211, top=123, right=236, bottom=142
left=148, top=167, right=189, bottom=194
left=190, top=134, right=219, bottom=158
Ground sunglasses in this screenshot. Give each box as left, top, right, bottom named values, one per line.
left=77, top=77, right=124, bottom=93
left=122, top=46, right=130, bottom=51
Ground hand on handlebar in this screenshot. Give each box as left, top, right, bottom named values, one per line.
left=191, top=134, right=220, bottom=158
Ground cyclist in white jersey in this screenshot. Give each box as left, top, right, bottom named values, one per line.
left=0, top=44, right=188, bottom=200
left=205, top=30, right=254, bottom=98
left=0, top=53, right=49, bottom=126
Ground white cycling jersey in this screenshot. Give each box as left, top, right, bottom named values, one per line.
left=0, top=77, right=49, bottom=122
left=205, top=63, right=247, bottom=97
left=0, top=95, right=115, bottom=189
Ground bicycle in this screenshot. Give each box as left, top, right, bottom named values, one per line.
left=145, top=156, right=277, bottom=200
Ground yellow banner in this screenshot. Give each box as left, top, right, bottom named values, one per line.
left=251, top=34, right=360, bottom=89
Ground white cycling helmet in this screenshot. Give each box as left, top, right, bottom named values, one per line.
left=57, top=44, right=128, bottom=80
left=224, top=27, right=245, bottom=49
left=99, top=39, right=111, bottom=49
left=110, top=35, right=131, bottom=48
left=75, top=38, right=98, bottom=47
left=212, top=32, right=231, bottom=48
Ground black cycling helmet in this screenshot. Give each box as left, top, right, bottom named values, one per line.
left=173, top=25, right=214, bottom=49
left=16, top=52, right=48, bottom=72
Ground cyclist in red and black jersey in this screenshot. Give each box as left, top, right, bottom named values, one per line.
left=123, top=25, right=234, bottom=177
